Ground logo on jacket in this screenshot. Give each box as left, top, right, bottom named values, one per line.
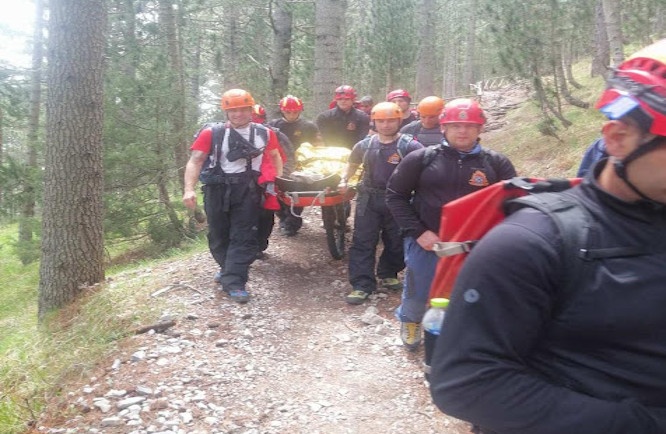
left=387, top=152, right=401, bottom=164
left=468, top=170, right=489, bottom=187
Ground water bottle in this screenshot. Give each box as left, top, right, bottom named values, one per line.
left=422, top=297, right=449, bottom=381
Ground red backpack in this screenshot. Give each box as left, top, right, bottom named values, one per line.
left=429, top=177, right=582, bottom=300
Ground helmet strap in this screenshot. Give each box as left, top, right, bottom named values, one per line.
left=613, top=135, right=665, bottom=206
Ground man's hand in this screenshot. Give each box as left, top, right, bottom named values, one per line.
left=183, top=150, right=207, bottom=210
left=337, top=179, right=348, bottom=194
left=183, top=190, right=197, bottom=210
left=416, top=230, right=440, bottom=251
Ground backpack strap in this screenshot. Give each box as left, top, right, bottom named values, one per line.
left=421, top=143, right=442, bottom=169
left=507, top=191, right=652, bottom=316
left=396, top=133, right=414, bottom=159
left=209, top=122, right=228, bottom=169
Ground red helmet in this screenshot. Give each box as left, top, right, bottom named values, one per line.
left=334, top=85, right=357, bottom=100
left=386, top=89, right=412, bottom=102
left=279, top=95, right=304, bottom=112
left=595, top=39, right=666, bottom=136
left=252, top=104, right=266, bottom=123
left=439, top=98, right=486, bottom=125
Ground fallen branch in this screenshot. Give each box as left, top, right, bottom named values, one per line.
left=151, top=284, right=202, bottom=297
left=134, top=320, right=176, bottom=335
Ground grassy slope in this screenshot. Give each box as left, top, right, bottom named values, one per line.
left=0, top=230, right=207, bottom=433
left=482, top=66, right=607, bottom=178
left=0, top=225, right=39, bottom=350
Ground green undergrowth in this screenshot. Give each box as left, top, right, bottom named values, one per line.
left=0, top=231, right=207, bottom=433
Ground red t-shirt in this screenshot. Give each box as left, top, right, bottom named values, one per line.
left=191, top=124, right=282, bottom=182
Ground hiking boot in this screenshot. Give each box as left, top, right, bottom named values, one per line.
left=281, top=227, right=297, bottom=237
left=400, top=322, right=423, bottom=351
left=345, top=289, right=370, bottom=305
left=225, top=288, right=250, bottom=304
left=214, top=270, right=223, bottom=283
left=380, top=277, right=402, bottom=291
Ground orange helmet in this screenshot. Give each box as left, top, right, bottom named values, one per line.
left=252, top=104, right=266, bottom=123
left=279, top=95, right=304, bottom=112
left=221, top=89, right=255, bottom=110
left=439, top=98, right=486, bottom=125
left=371, top=102, right=402, bottom=121
left=417, top=96, right=445, bottom=117
left=334, top=85, right=357, bottom=100
left=596, top=39, right=666, bottom=136
left=386, top=89, right=412, bottom=102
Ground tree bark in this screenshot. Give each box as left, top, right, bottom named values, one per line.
left=158, top=0, right=188, bottom=188
left=563, top=40, right=582, bottom=90
left=415, top=0, right=436, bottom=99
left=39, top=0, right=107, bottom=321
left=18, top=0, right=46, bottom=264
left=461, top=0, right=478, bottom=91
left=553, top=41, right=589, bottom=109
left=269, top=0, right=293, bottom=120
left=601, top=0, right=624, bottom=67
left=591, top=0, right=610, bottom=77
left=313, top=0, right=347, bottom=113
left=222, top=6, right=241, bottom=89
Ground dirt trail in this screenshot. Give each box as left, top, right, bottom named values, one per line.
left=32, top=208, right=471, bottom=434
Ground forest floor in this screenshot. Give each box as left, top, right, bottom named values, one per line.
left=30, top=209, right=473, bottom=434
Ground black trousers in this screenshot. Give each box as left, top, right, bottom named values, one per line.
left=203, top=180, right=261, bottom=291
left=276, top=200, right=303, bottom=233
left=348, top=191, right=405, bottom=292
left=257, top=209, right=275, bottom=252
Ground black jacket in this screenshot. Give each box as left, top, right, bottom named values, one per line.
left=316, top=106, right=370, bottom=149
left=386, top=143, right=516, bottom=238
left=430, top=164, right=666, bottom=434
left=268, top=118, right=319, bottom=149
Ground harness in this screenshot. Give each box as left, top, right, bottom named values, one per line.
left=198, top=122, right=266, bottom=211
left=358, top=133, right=414, bottom=191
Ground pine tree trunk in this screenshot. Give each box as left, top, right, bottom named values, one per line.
left=564, top=41, right=582, bottom=90
left=415, top=0, right=436, bottom=99
left=269, top=0, right=293, bottom=120
left=591, top=0, right=610, bottom=76
left=39, top=0, right=107, bottom=321
left=553, top=41, right=589, bottom=109
left=462, top=0, right=478, bottom=90
left=18, top=0, right=45, bottom=265
left=223, top=7, right=241, bottom=89
left=313, top=0, right=347, bottom=113
left=159, top=0, right=188, bottom=188
left=601, top=0, right=624, bottom=67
